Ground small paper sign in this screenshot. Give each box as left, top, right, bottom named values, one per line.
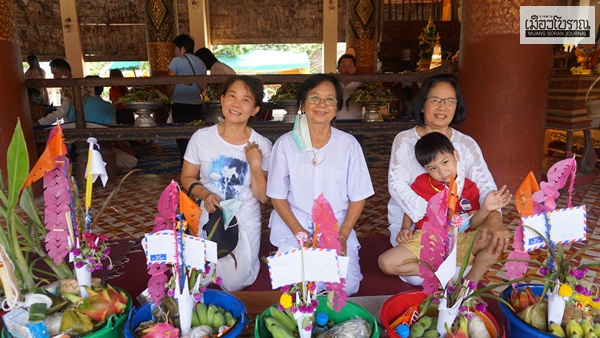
left=521, top=206, right=586, bottom=252
left=142, top=230, right=218, bottom=270
left=267, top=248, right=348, bottom=289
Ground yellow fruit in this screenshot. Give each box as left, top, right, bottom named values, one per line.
left=549, top=321, right=566, bottom=337
left=566, top=319, right=583, bottom=338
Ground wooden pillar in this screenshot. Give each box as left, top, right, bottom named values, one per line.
left=323, top=0, right=339, bottom=73
left=0, top=0, right=38, bottom=182
left=59, top=0, right=85, bottom=77
left=188, top=0, right=210, bottom=49
left=457, top=0, right=555, bottom=190
left=346, top=0, right=378, bottom=73
left=146, top=0, right=178, bottom=77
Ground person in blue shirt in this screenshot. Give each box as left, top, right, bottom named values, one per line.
left=68, top=75, right=116, bottom=124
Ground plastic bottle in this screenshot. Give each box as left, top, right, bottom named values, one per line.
left=395, top=323, right=410, bottom=338
left=312, top=312, right=329, bottom=336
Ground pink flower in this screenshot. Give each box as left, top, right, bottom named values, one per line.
left=204, top=265, right=211, bottom=274
left=474, top=303, right=486, bottom=312
left=214, top=276, right=222, bottom=285
left=539, top=267, right=548, bottom=276
left=75, top=261, right=85, bottom=269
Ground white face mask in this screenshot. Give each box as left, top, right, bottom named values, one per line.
left=174, top=47, right=181, bottom=56
left=61, top=74, right=69, bottom=79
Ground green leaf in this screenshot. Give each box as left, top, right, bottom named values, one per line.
left=6, top=120, right=29, bottom=209
left=19, top=186, right=43, bottom=230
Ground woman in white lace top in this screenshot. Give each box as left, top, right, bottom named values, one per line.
left=379, top=74, right=511, bottom=282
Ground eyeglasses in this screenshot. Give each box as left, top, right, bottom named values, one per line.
left=426, top=97, right=458, bottom=105
left=307, top=95, right=338, bottom=106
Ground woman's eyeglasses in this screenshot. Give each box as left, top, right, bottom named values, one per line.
left=307, top=95, right=338, bottom=106
left=426, top=97, right=458, bottom=105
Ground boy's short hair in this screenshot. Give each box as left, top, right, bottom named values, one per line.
left=415, top=132, right=455, bottom=167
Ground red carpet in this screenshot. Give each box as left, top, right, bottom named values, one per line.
left=107, top=234, right=420, bottom=302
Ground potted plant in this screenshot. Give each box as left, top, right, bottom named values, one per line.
left=118, top=86, right=173, bottom=127
left=202, top=83, right=224, bottom=124
left=349, top=82, right=395, bottom=122
left=270, top=82, right=301, bottom=123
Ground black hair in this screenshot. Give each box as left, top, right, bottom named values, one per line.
left=49, top=58, right=71, bottom=72
left=337, top=54, right=356, bottom=67
left=85, top=75, right=104, bottom=96
left=195, top=47, right=218, bottom=69
left=414, top=132, right=455, bottom=167
left=27, top=87, right=41, bottom=97
left=27, top=55, right=40, bottom=68
left=173, top=34, right=195, bottom=54
left=411, top=74, right=467, bottom=126
left=109, top=69, right=129, bottom=96
left=220, top=75, right=264, bottom=109
left=296, top=74, right=344, bottom=111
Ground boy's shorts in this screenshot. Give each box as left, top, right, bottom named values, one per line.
left=401, top=229, right=476, bottom=265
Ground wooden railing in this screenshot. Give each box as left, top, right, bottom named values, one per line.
left=25, top=69, right=455, bottom=137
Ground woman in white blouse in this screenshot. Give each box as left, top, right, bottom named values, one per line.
left=378, top=74, right=510, bottom=281
left=267, top=74, right=374, bottom=295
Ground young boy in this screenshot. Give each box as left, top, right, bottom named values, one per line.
left=388, top=132, right=511, bottom=284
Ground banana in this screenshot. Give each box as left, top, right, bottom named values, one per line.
left=206, top=304, right=218, bottom=328
left=566, top=319, right=583, bottom=338
left=549, top=321, right=566, bottom=337
left=224, top=310, right=233, bottom=326
left=593, top=323, right=600, bottom=337
left=270, top=306, right=299, bottom=333
left=270, top=323, right=297, bottom=338
left=227, top=316, right=237, bottom=327
left=196, top=302, right=208, bottom=326
left=581, top=319, right=593, bottom=335
left=213, top=311, right=225, bottom=331
left=585, top=332, right=598, bottom=338
left=265, top=316, right=295, bottom=337
left=191, top=304, right=200, bottom=327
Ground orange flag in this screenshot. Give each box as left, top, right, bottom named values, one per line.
left=179, top=191, right=201, bottom=236
left=447, top=174, right=458, bottom=216
left=23, top=125, right=67, bottom=188
left=514, top=171, right=540, bottom=218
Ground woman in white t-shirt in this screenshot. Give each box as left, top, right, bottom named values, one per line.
left=267, top=74, right=374, bottom=296
left=182, top=75, right=271, bottom=292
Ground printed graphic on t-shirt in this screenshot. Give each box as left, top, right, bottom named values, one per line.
left=208, top=156, right=248, bottom=199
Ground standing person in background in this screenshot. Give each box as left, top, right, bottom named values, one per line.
left=24, top=54, right=49, bottom=106
left=195, top=47, right=236, bottom=75
left=36, top=58, right=74, bottom=126
left=109, top=69, right=135, bottom=124
left=336, top=53, right=363, bottom=121
left=168, top=34, right=207, bottom=163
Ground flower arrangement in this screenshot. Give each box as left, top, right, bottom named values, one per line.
left=502, top=158, right=600, bottom=334
left=264, top=194, right=349, bottom=338
left=70, top=233, right=113, bottom=272
left=349, top=82, right=395, bottom=105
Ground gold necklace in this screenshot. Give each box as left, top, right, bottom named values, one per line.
left=312, top=148, right=319, bottom=165
left=428, top=176, right=442, bottom=192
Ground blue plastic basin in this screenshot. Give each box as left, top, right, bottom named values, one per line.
left=499, top=284, right=554, bottom=338
left=125, top=289, right=247, bottom=337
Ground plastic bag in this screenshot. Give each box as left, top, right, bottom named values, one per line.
left=315, top=317, right=371, bottom=338
left=182, top=324, right=212, bottom=338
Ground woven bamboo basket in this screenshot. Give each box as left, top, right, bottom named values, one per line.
left=585, top=76, right=600, bottom=119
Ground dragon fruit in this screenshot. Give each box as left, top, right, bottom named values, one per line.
left=62, top=285, right=128, bottom=322
left=136, top=321, right=180, bottom=338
